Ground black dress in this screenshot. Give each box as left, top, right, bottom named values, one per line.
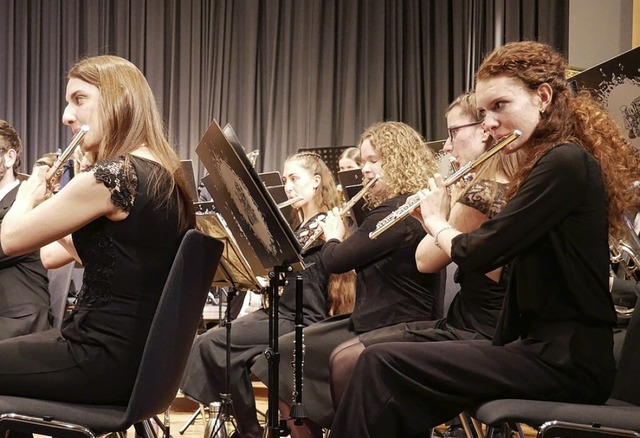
left=0, top=155, right=185, bottom=405
left=179, top=213, right=331, bottom=427
left=330, top=143, right=618, bottom=437
left=0, top=185, right=51, bottom=339
left=252, top=194, right=442, bottom=428
left=359, top=179, right=509, bottom=345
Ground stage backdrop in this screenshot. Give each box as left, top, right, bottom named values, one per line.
left=0, top=0, right=568, bottom=177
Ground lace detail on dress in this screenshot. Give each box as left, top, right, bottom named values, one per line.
left=75, top=223, right=115, bottom=308
left=295, top=213, right=327, bottom=249
left=89, top=157, right=138, bottom=212
left=73, top=157, right=139, bottom=308
left=459, top=179, right=507, bottom=219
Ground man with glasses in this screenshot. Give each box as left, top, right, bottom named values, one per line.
left=0, top=119, right=50, bottom=339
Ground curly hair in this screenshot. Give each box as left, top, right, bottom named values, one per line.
left=0, top=120, right=22, bottom=172
left=358, top=121, right=438, bottom=206
left=476, top=41, right=640, bottom=238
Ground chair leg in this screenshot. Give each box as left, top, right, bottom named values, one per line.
left=469, top=416, right=486, bottom=438
left=458, top=413, right=477, bottom=438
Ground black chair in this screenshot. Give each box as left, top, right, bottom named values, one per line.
left=47, top=261, right=76, bottom=329
left=0, top=229, right=224, bottom=438
left=467, top=306, right=640, bottom=438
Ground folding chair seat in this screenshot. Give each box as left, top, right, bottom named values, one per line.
left=0, top=229, right=224, bottom=438
left=467, top=306, right=640, bottom=438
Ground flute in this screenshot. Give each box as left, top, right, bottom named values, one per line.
left=368, top=129, right=521, bottom=240
left=45, top=125, right=90, bottom=191
left=301, top=174, right=380, bottom=253
left=277, top=195, right=305, bottom=209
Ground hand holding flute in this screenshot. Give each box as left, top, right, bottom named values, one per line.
left=369, top=130, right=521, bottom=239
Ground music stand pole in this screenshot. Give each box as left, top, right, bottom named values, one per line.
left=207, top=288, right=239, bottom=438
left=264, top=265, right=291, bottom=438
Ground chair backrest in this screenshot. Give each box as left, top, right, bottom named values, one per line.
left=47, top=262, right=75, bottom=328
left=123, top=229, right=223, bottom=423
left=610, top=306, right=640, bottom=406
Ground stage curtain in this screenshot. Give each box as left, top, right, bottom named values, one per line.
left=0, top=0, right=567, bottom=176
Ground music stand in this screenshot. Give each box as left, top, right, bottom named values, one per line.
left=197, top=120, right=305, bottom=438
left=194, top=212, right=267, bottom=438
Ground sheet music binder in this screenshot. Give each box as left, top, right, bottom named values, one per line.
left=196, top=120, right=304, bottom=274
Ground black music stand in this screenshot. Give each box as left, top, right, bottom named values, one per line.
left=194, top=212, right=267, bottom=438
left=197, top=120, right=305, bottom=438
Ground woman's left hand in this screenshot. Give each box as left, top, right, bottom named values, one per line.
left=320, top=207, right=346, bottom=242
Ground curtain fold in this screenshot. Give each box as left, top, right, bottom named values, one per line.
left=0, top=0, right=567, bottom=177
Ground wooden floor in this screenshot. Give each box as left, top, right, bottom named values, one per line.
left=142, top=386, right=538, bottom=438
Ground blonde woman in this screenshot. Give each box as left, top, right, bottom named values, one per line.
left=252, top=121, right=443, bottom=438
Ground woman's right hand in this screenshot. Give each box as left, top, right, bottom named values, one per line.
left=16, top=164, right=52, bottom=208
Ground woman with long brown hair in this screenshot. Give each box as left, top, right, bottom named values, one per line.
left=0, top=55, right=194, bottom=404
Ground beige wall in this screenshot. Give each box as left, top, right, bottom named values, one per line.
left=568, top=0, right=634, bottom=69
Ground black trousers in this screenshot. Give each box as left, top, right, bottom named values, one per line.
left=180, top=309, right=295, bottom=427
left=330, top=339, right=612, bottom=438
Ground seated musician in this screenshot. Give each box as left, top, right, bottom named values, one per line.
left=0, top=119, right=50, bottom=340
left=330, top=40, right=640, bottom=438
left=337, top=147, right=362, bottom=172
left=179, top=152, right=355, bottom=438
left=0, top=55, right=195, bottom=406
left=251, top=121, right=443, bottom=438
left=328, top=92, right=522, bottom=438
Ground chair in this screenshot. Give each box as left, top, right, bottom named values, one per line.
left=47, top=261, right=76, bottom=328
left=467, top=306, right=640, bottom=438
left=0, top=229, right=224, bottom=438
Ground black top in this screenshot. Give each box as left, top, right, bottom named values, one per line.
left=61, top=155, right=185, bottom=401
left=321, top=194, right=440, bottom=333
left=0, top=185, right=50, bottom=338
left=452, top=143, right=616, bottom=376
left=446, top=179, right=509, bottom=339
left=277, top=213, right=331, bottom=324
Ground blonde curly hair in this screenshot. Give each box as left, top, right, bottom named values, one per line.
left=358, top=121, right=438, bottom=206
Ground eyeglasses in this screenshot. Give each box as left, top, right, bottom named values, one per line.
left=447, top=121, right=483, bottom=141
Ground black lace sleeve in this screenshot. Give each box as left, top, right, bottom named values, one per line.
left=458, top=179, right=507, bottom=219
left=88, top=156, right=138, bottom=212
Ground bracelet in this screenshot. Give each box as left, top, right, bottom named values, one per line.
left=434, top=225, right=454, bottom=248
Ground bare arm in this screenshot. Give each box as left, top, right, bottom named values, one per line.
left=40, top=236, right=82, bottom=269
left=1, top=166, right=122, bottom=256
left=415, top=202, right=486, bottom=273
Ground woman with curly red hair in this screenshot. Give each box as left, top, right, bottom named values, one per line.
left=330, top=41, right=640, bottom=438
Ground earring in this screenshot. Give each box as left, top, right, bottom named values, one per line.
left=540, top=107, right=545, bottom=114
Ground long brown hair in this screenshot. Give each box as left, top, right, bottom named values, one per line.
left=283, top=152, right=355, bottom=315
left=476, top=41, right=640, bottom=238
left=68, top=55, right=195, bottom=232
